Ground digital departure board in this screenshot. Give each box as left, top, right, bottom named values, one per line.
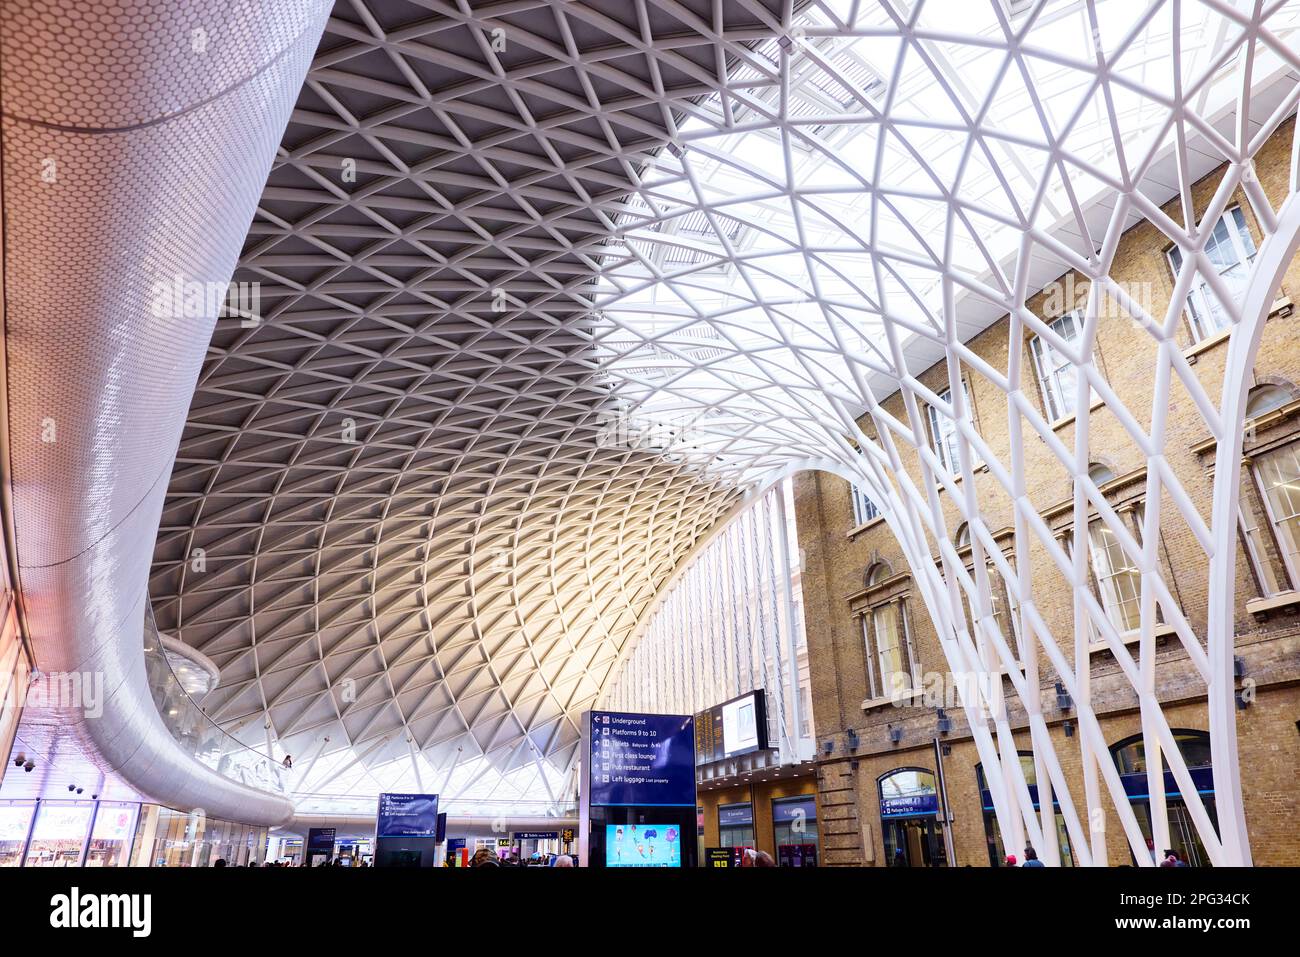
left=694, top=690, right=768, bottom=764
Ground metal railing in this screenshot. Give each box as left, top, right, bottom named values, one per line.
left=142, top=601, right=287, bottom=795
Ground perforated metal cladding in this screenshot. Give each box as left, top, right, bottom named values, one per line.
left=0, top=1, right=325, bottom=129
left=1, top=0, right=331, bottom=824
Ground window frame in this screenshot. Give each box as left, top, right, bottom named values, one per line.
left=862, top=598, right=917, bottom=701
left=850, top=482, right=879, bottom=526
left=1249, top=439, right=1300, bottom=591
left=1029, top=311, right=1086, bottom=422
left=1165, top=205, right=1256, bottom=343
left=1086, top=507, right=1145, bottom=635
left=926, top=380, right=979, bottom=473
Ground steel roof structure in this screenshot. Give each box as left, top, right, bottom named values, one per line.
left=120, top=0, right=1300, bottom=864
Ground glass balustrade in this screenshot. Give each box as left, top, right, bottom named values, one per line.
left=143, top=601, right=287, bottom=795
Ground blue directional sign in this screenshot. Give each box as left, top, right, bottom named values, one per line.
left=588, top=710, right=696, bottom=807
left=376, top=793, right=440, bottom=838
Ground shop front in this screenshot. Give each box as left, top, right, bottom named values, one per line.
left=717, top=802, right=754, bottom=850
left=1111, top=729, right=1218, bottom=867
left=878, top=768, right=948, bottom=867
left=976, top=753, right=1074, bottom=866
left=772, top=795, right=818, bottom=866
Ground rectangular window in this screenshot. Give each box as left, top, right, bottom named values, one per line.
left=1253, top=441, right=1300, bottom=589
left=1238, top=500, right=1284, bottom=598
left=1029, top=312, right=1085, bottom=422
left=959, top=561, right=1023, bottom=666
left=864, top=601, right=914, bottom=699
left=850, top=482, right=879, bottom=526
left=1167, top=206, right=1256, bottom=342
left=926, top=382, right=978, bottom=472
left=1088, top=513, right=1143, bottom=633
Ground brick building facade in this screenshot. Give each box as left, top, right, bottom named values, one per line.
left=793, top=120, right=1300, bottom=867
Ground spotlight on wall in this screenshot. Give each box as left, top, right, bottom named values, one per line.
left=822, top=740, right=834, bottom=756
left=1063, top=720, right=1075, bottom=738
left=67, top=784, right=75, bottom=792
left=1235, top=691, right=1250, bottom=711
left=22, top=760, right=34, bottom=772
left=1055, top=681, right=1073, bottom=713
left=936, top=709, right=953, bottom=735
left=846, top=728, right=860, bottom=751
left=12, top=753, right=24, bottom=767
left=888, top=724, right=903, bottom=745
left=1233, top=656, right=1246, bottom=679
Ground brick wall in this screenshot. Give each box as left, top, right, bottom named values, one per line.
left=795, top=118, right=1300, bottom=866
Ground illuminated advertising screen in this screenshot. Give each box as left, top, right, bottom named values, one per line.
left=604, top=824, right=681, bottom=867
left=721, top=694, right=760, bottom=755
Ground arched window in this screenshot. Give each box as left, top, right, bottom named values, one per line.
left=878, top=767, right=938, bottom=814
left=1109, top=730, right=1218, bottom=867
left=876, top=768, right=947, bottom=867
left=974, top=753, right=1074, bottom=866
left=1245, top=383, right=1292, bottom=419
left=1087, top=462, right=1116, bottom=487
left=954, top=522, right=970, bottom=548
left=1110, top=729, right=1212, bottom=775
left=865, top=561, right=889, bottom=587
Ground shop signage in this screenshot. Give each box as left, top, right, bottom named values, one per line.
left=718, top=803, right=754, bottom=827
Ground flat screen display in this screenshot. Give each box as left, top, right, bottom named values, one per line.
left=721, top=695, right=760, bottom=756
left=376, top=793, right=440, bottom=838
left=604, top=824, right=681, bottom=867
left=694, top=690, right=768, bottom=764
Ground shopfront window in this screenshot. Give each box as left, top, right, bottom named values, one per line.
left=24, top=802, right=93, bottom=867
left=1110, top=730, right=1217, bottom=867
left=878, top=768, right=947, bottom=867
left=975, top=754, right=1074, bottom=866
left=85, top=803, right=138, bottom=867
left=0, top=802, right=34, bottom=867
left=717, top=803, right=754, bottom=850
left=129, top=805, right=267, bottom=867
left=772, top=795, right=818, bottom=866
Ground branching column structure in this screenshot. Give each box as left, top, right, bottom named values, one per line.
left=593, top=0, right=1300, bottom=866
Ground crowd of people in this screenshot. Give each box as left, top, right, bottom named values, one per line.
left=465, top=848, right=573, bottom=867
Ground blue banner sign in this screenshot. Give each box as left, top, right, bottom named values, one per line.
left=376, top=793, right=441, bottom=838
left=772, top=796, right=817, bottom=823
left=588, top=710, right=696, bottom=807
left=1118, top=766, right=1215, bottom=801
left=718, top=803, right=753, bottom=826
left=880, top=793, right=939, bottom=817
